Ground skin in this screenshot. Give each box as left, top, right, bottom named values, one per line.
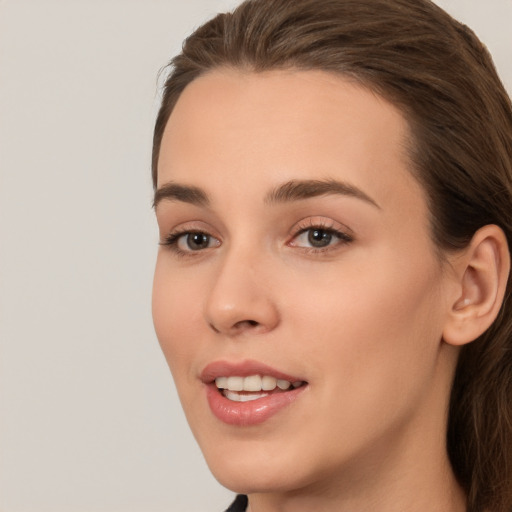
left=152, top=69, right=468, bottom=512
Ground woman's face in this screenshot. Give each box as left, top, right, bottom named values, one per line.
left=153, top=70, right=458, bottom=494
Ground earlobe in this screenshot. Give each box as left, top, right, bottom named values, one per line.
left=443, top=225, right=510, bottom=346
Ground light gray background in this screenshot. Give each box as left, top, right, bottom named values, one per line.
left=0, top=1, right=510, bottom=511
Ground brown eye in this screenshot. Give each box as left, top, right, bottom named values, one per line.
left=307, top=229, right=333, bottom=248
left=175, top=231, right=218, bottom=251
left=293, top=227, right=351, bottom=250
left=161, top=229, right=221, bottom=254
left=184, top=232, right=211, bottom=250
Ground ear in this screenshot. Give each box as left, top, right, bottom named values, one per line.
left=443, top=224, right=510, bottom=346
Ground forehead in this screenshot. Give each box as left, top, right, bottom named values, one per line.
left=158, top=68, right=423, bottom=214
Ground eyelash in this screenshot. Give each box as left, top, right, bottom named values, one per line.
left=289, top=219, right=354, bottom=253
left=160, top=229, right=219, bottom=257
left=160, top=221, right=354, bottom=257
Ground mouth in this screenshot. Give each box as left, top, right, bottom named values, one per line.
left=201, top=360, right=308, bottom=426
left=215, top=375, right=306, bottom=402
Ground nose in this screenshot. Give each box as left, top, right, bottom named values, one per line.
left=203, top=250, right=280, bottom=337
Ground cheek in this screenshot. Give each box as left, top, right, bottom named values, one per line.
left=288, top=250, right=445, bottom=401
left=274, top=257, right=446, bottom=466
left=152, top=257, right=203, bottom=378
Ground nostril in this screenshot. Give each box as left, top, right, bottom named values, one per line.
left=208, top=319, right=259, bottom=334
left=234, top=319, right=260, bottom=329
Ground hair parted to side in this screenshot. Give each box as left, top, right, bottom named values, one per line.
left=152, top=1, right=512, bottom=510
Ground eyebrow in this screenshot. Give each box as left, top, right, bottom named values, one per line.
left=153, top=178, right=380, bottom=209
left=265, top=179, right=380, bottom=208
left=153, top=182, right=210, bottom=209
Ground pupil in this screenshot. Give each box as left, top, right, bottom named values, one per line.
left=188, top=233, right=209, bottom=250
left=308, top=229, right=332, bottom=247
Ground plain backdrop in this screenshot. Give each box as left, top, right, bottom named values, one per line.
left=0, top=1, right=510, bottom=511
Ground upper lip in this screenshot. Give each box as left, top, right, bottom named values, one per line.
left=200, top=359, right=306, bottom=384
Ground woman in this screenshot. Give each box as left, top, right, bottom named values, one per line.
left=151, top=0, right=512, bottom=510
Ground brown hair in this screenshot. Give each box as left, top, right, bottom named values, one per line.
left=152, top=1, right=512, bottom=510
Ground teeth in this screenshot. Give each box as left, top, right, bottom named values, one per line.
left=223, top=390, right=268, bottom=402
left=215, top=375, right=303, bottom=392
left=215, top=377, right=228, bottom=389
left=261, top=375, right=277, bottom=391
left=243, top=375, right=262, bottom=391
left=226, top=376, right=244, bottom=391
left=277, top=379, right=291, bottom=390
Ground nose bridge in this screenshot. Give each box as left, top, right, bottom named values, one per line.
left=203, top=240, right=279, bottom=335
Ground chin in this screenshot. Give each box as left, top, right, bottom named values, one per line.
left=197, top=431, right=323, bottom=495
left=209, top=458, right=306, bottom=495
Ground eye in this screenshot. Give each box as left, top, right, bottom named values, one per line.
left=289, top=221, right=353, bottom=252
left=179, top=232, right=213, bottom=251
left=162, top=230, right=220, bottom=254
left=296, top=228, right=336, bottom=248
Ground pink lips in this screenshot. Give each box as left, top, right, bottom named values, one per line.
left=201, top=360, right=307, bottom=426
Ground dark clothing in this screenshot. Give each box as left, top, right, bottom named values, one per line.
left=225, top=494, right=248, bottom=512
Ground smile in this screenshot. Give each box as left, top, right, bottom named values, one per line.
left=215, top=375, right=303, bottom=391
left=202, top=361, right=308, bottom=425
left=215, top=375, right=304, bottom=402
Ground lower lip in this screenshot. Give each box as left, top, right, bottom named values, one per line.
left=205, top=384, right=307, bottom=426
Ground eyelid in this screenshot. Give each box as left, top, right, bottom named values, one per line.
left=159, top=221, right=221, bottom=255
left=289, top=216, right=353, bottom=239
left=287, top=216, right=354, bottom=251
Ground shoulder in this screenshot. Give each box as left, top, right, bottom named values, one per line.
left=224, top=494, right=248, bottom=512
